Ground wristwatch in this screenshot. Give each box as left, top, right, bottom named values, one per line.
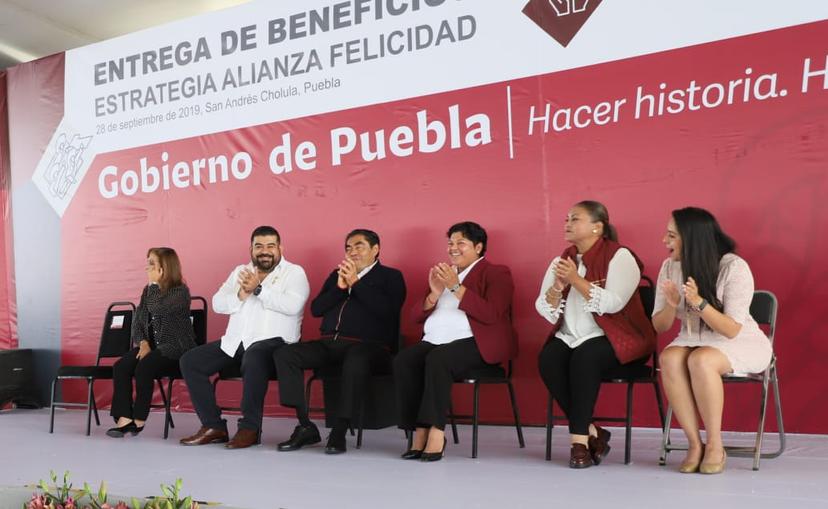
left=449, top=283, right=461, bottom=293
left=696, top=299, right=708, bottom=312
left=253, top=284, right=263, bottom=296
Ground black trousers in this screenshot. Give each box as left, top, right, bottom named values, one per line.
left=393, top=338, right=488, bottom=430
left=537, top=336, right=622, bottom=435
left=110, top=347, right=178, bottom=422
left=179, top=338, right=284, bottom=432
left=275, top=339, right=391, bottom=421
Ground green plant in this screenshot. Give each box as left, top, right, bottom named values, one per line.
left=134, top=479, right=197, bottom=509
left=25, top=472, right=197, bottom=509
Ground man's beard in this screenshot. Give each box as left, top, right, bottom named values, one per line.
left=253, top=254, right=276, bottom=271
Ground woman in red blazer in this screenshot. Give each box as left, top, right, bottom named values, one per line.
left=393, top=222, right=517, bottom=461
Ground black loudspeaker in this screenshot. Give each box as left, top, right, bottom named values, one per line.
left=0, top=348, right=40, bottom=408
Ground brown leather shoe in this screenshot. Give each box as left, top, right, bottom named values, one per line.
left=179, top=426, right=229, bottom=446
left=569, top=443, right=594, bottom=469
left=588, top=424, right=612, bottom=465
left=225, top=428, right=260, bottom=449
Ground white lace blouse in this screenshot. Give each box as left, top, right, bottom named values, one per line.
left=534, top=249, right=641, bottom=348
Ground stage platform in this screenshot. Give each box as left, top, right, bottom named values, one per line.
left=2, top=408, right=826, bottom=508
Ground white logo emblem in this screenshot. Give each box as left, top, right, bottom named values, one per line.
left=547, top=0, right=589, bottom=16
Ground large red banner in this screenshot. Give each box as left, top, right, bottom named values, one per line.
left=42, top=20, right=827, bottom=431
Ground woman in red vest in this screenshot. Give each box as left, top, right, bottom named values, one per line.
left=655, top=207, right=771, bottom=474
left=536, top=201, right=655, bottom=468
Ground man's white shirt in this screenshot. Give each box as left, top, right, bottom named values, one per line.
left=212, top=257, right=310, bottom=357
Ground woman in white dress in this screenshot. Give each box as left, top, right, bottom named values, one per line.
left=654, top=207, right=771, bottom=474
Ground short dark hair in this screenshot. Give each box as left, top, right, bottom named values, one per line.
left=447, top=221, right=488, bottom=256
left=345, top=229, right=380, bottom=248
left=250, top=225, right=280, bottom=244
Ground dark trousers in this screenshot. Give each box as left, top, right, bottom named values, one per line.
left=537, top=336, right=621, bottom=435
left=275, top=339, right=391, bottom=421
left=393, top=338, right=488, bottom=430
left=110, top=347, right=178, bottom=422
left=179, top=338, right=284, bottom=432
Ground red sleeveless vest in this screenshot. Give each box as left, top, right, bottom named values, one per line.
left=548, top=238, right=656, bottom=364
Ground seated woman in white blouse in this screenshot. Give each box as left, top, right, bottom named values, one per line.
left=654, top=207, right=771, bottom=475
left=394, top=222, right=517, bottom=462
left=536, top=201, right=655, bottom=468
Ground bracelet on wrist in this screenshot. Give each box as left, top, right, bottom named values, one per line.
left=690, top=298, right=708, bottom=312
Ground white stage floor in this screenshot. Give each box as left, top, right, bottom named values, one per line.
left=2, top=408, right=826, bottom=509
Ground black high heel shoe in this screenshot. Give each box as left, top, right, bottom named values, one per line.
left=106, top=422, right=141, bottom=438
left=420, top=438, right=447, bottom=462
left=401, top=447, right=424, bottom=460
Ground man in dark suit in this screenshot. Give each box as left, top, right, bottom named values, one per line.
left=274, top=229, right=406, bottom=454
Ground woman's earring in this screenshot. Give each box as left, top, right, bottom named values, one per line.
left=592, top=229, right=598, bottom=234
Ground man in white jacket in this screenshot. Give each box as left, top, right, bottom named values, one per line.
left=180, top=225, right=309, bottom=449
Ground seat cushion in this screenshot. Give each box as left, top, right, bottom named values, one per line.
left=458, top=364, right=506, bottom=382
left=218, top=364, right=278, bottom=380
left=157, top=365, right=183, bottom=380
left=56, top=365, right=113, bottom=379
left=312, top=364, right=343, bottom=379
left=218, top=364, right=243, bottom=379
left=602, top=363, right=654, bottom=382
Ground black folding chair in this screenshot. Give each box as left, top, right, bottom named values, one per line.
left=303, top=336, right=403, bottom=449
left=546, top=276, right=665, bottom=464
left=447, top=359, right=526, bottom=458
left=154, top=296, right=208, bottom=439
left=659, top=290, right=784, bottom=470
left=49, top=302, right=135, bottom=436
left=212, top=336, right=279, bottom=413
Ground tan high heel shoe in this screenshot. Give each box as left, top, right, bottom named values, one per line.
left=678, top=444, right=705, bottom=473
left=700, top=448, right=727, bottom=475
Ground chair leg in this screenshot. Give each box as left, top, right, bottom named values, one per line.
left=545, top=395, right=553, bottom=461
left=472, top=382, right=480, bottom=459
left=157, top=379, right=169, bottom=408
left=304, top=377, right=312, bottom=409
left=49, top=378, right=57, bottom=433
left=163, top=379, right=174, bottom=440
left=167, top=379, right=176, bottom=430
left=85, top=380, right=94, bottom=436
left=91, top=386, right=101, bottom=426
left=659, top=405, right=674, bottom=466
left=624, top=383, right=634, bottom=464
left=752, top=372, right=771, bottom=470
left=771, top=368, right=786, bottom=457
left=653, top=380, right=666, bottom=430
left=506, top=381, right=525, bottom=448
left=356, top=403, right=365, bottom=449
left=448, top=399, right=459, bottom=445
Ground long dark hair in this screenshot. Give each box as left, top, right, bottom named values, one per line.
left=575, top=200, right=618, bottom=242
left=672, top=207, right=736, bottom=312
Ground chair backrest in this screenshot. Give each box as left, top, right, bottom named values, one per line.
left=637, top=276, right=659, bottom=369
left=749, top=290, right=778, bottom=346
left=189, top=296, right=209, bottom=346
left=638, top=275, right=656, bottom=317
left=97, top=302, right=137, bottom=363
